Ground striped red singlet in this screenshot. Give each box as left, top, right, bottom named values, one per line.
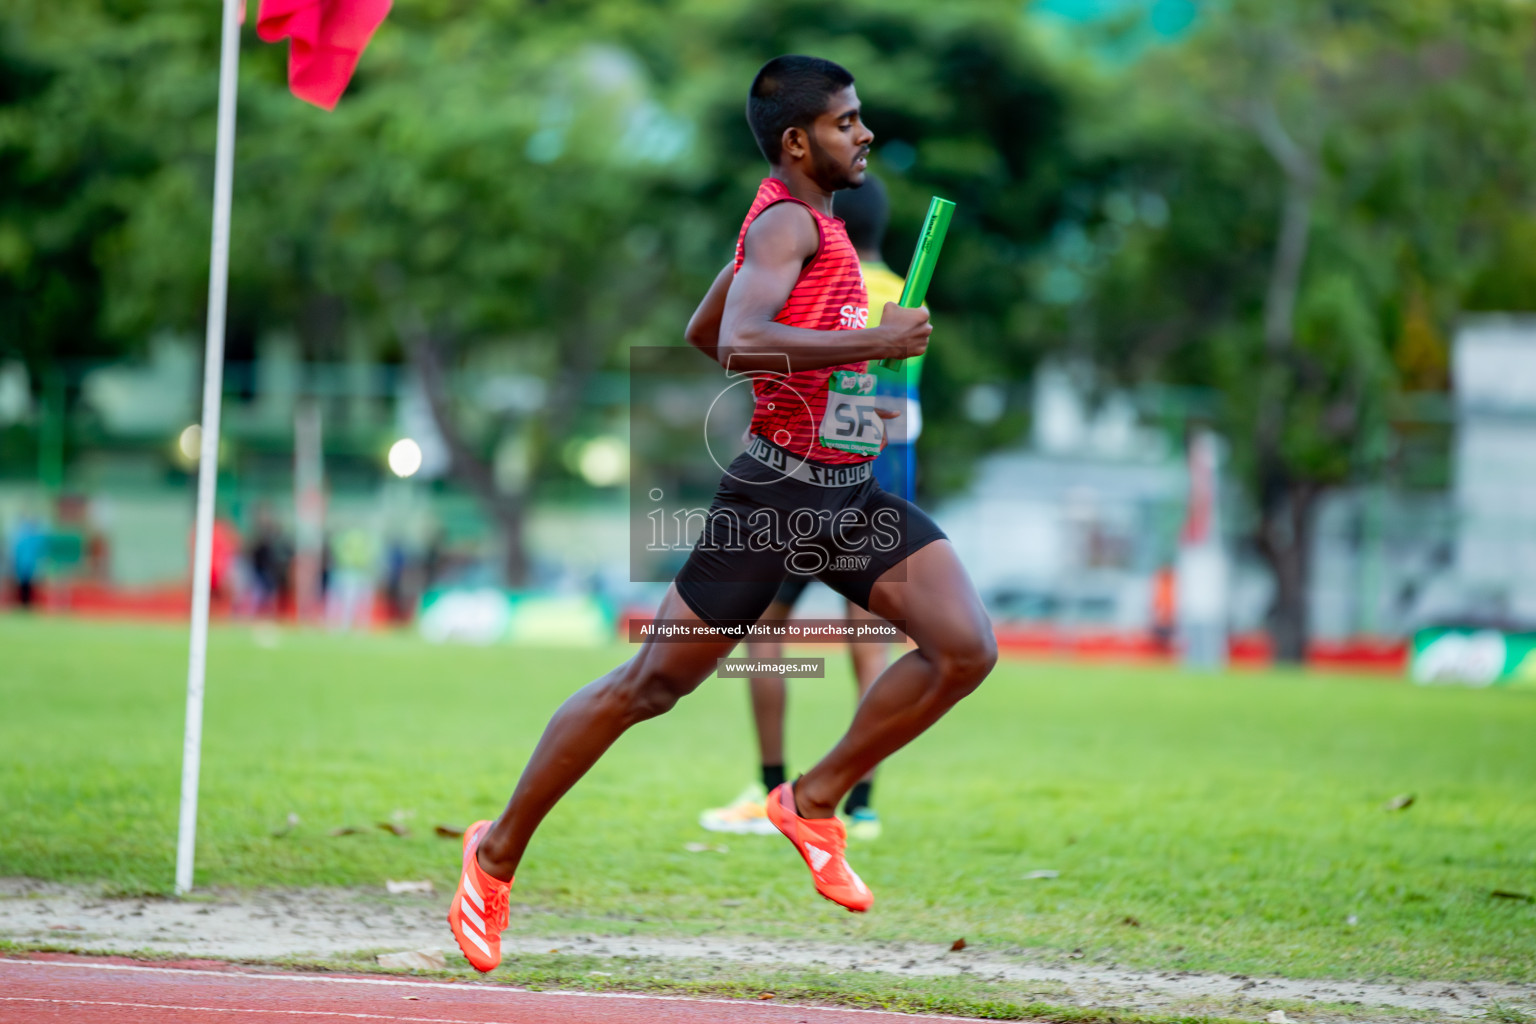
left=733, top=177, right=871, bottom=466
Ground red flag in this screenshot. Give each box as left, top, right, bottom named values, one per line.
left=257, top=0, right=391, bottom=111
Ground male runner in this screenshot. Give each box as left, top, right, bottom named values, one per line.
left=448, top=55, right=996, bottom=974
left=695, top=175, right=922, bottom=841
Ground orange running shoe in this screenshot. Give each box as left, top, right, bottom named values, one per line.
left=765, top=782, right=873, bottom=912
left=446, top=820, right=511, bottom=972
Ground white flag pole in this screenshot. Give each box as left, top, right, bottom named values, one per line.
left=176, top=0, right=243, bottom=896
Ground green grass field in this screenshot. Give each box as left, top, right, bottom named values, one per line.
left=2, top=615, right=1533, bottom=984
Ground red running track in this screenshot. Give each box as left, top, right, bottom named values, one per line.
left=0, top=954, right=968, bottom=1023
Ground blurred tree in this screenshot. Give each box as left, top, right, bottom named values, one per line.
left=2, top=0, right=1091, bottom=582
left=1051, top=0, right=1536, bottom=659
left=12, top=0, right=1536, bottom=632
left=1462, top=215, right=1536, bottom=312
left=0, top=0, right=715, bottom=580
left=0, top=1, right=218, bottom=400
left=246, top=15, right=706, bottom=583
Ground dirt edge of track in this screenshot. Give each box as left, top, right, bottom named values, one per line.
left=3, top=878, right=1532, bottom=1023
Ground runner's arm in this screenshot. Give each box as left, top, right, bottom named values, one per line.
left=683, top=262, right=734, bottom=364
left=718, top=204, right=930, bottom=373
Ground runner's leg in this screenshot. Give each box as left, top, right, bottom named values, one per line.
left=845, top=600, right=887, bottom=703
left=844, top=600, right=885, bottom=788
left=746, top=598, right=792, bottom=768
left=476, top=584, right=739, bottom=879
left=747, top=649, right=786, bottom=766
left=792, top=540, right=995, bottom=819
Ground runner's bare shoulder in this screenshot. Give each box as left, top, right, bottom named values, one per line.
left=742, top=201, right=819, bottom=267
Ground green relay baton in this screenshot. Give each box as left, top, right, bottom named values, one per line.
left=879, top=195, right=955, bottom=370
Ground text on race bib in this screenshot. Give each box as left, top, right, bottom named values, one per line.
left=818, top=370, right=883, bottom=457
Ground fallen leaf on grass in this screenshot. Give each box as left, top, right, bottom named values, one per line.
left=757, top=992, right=775, bottom=1000
left=329, top=826, right=361, bottom=837
left=1120, top=916, right=1141, bottom=927
left=434, top=824, right=465, bottom=838
left=385, top=880, right=435, bottom=895
left=1491, top=890, right=1533, bottom=902
left=684, top=842, right=728, bottom=853
left=377, top=949, right=446, bottom=970
left=377, top=821, right=411, bottom=837
left=271, top=812, right=301, bottom=839
left=1023, top=870, right=1059, bottom=880
left=1384, top=793, right=1415, bottom=811
left=949, top=938, right=967, bottom=952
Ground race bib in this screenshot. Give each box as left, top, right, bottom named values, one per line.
left=818, top=370, right=883, bottom=456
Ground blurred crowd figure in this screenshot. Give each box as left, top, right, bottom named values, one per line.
left=176, top=510, right=444, bottom=631
left=6, top=513, right=46, bottom=607
left=207, top=516, right=242, bottom=606
left=1151, top=564, right=1177, bottom=654
left=248, top=507, right=293, bottom=616
left=326, top=527, right=378, bottom=630
left=383, top=538, right=413, bottom=621
left=2, top=497, right=113, bottom=609
left=56, top=494, right=110, bottom=582
left=4, top=499, right=502, bottom=628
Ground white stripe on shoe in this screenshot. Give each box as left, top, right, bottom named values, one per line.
left=462, top=869, right=485, bottom=912
left=459, top=920, right=491, bottom=958
left=459, top=896, right=486, bottom=934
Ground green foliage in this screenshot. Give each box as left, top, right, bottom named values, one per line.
left=1056, top=0, right=1536, bottom=487
left=0, top=0, right=210, bottom=375
left=0, top=0, right=1104, bottom=497
left=1463, top=217, right=1536, bottom=313
left=1014, top=0, right=1536, bottom=655
left=3, top=615, right=1535, bottom=982
left=8, top=0, right=1536, bottom=515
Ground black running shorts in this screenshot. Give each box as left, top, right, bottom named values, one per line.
left=674, top=447, right=947, bottom=631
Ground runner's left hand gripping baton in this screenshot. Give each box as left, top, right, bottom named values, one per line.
left=880, top=196, right=955, bottom=370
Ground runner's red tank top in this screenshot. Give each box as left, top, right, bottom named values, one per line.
left=733, top=178, right=872, bottom=466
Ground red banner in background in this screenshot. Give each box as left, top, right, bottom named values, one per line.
left=256, top=0, right=392, bottom=110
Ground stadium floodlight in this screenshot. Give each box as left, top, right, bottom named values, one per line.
left=177, top=425, right=203, bottom=464
left=578, top=436, right=628, bottom=487
left=388, top=438, right=424, bottom=478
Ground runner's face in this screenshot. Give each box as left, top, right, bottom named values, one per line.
left=807, top=86, right=873, bottom=191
